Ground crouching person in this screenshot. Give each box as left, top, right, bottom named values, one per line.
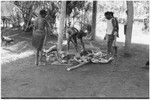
left=32, top=9, right=49, bottom=66
left=104, top=11, right=119, bottom=58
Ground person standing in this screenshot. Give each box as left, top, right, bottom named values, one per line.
left=32, top=9, right=49, bottom=66
left=104, top=11, right=119, bottom=58
left=110, top=12, right=119, bottom=57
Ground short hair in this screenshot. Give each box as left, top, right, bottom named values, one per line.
left=39, top=9, right=47, bottom=17
left=109, top=12, right=114, bottom=17
left=104, top=11, right=110, bottom=16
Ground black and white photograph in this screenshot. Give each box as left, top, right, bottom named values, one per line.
left=1, top=0, right=149, bottom=99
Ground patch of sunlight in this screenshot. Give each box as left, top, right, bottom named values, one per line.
left=96, top=22, right=150, bottom=45
left=1, top=50, right=34, bottom=65
left=63, top=40, right=67, bottom=45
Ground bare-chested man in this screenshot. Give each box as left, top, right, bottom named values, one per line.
left=32, top=9, right=49, bottom=66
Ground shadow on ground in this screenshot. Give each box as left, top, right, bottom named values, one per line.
left=1, top=28, right=149, bottom=99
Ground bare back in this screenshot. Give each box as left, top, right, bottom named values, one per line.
left=33, top=17, right=48, bottom=35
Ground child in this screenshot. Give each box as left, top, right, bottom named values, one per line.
left=104, top=11, right=119, bottom=58
left=32, top=9, right=49, bottom=66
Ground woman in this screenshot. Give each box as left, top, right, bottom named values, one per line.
left=32, top=9, right=49, bottom=66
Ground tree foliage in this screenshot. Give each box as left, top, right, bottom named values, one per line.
left=97, top=1, right=149, bottom=19
left=13, top=1, right=59, bottom=32
left=2, top=1, right=149, bottom=32
left=66, top=1, right=85, bottom=16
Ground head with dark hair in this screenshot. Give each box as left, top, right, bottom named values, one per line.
left=39, top=9, right=47, bottom=18
left=109, top=12, right=114, bottom=17
left=104, top=11, right=111, bottom=20
left=104, top=11, right=110, bottom=16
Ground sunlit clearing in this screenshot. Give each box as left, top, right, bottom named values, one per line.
left=1, top=50, right=34, bottom=65
left=96, top=22, right=150, bottom=45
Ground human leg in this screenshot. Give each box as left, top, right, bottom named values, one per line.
left=72, top=35, right=78, bottom=52
left=107, top=35, right=114, bottom=55
left=80, top=38, right=85, bottom=51
left=112, top=36, right=118, bottom=57
left=35, top=49, right=40, bottom=66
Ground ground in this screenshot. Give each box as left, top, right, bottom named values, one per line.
left=1, top=22, right=149, bottom=99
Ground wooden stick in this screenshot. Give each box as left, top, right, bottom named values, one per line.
left=52, top=63, right=72, bottom=66
left=67, top=61, right=89, bottom=71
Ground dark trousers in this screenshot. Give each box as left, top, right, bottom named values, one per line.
left=107, top=34, right=114, bottom=55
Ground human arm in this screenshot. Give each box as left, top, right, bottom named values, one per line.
left=124, top=20, right=127, bottom=35
left=104, top=27, right=108, bottom=40
left=43, top=19, right=51, bottom=47
left=104, top=34, right=106, bottom=40
left=124, top=25, right=127, bottom=35
left=111, top=18, right=117, bottom=35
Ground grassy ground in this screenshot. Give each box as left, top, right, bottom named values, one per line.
left=1, top=24, right=149, bottom=98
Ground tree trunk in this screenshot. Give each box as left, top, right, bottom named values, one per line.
left=124, top=1, right=134, bottom=55
left=91, top=1, right=97, bottom=40
left=25, top=5, right=33, bottom=31
left=57, top=1, right=66, bottom=53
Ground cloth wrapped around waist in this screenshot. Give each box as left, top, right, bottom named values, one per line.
left=33, top=29, right=45, bottom=36
left=32, top=29, right=46, bottom=50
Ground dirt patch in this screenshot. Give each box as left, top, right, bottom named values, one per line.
left=1, top=28, right=149, bottom=99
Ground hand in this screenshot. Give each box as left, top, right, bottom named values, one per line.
left=104, top=35, right=106, bottom=40
left=114, top=32, right=117, bottom=36
left=111, top=31, right=115, bottom=35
